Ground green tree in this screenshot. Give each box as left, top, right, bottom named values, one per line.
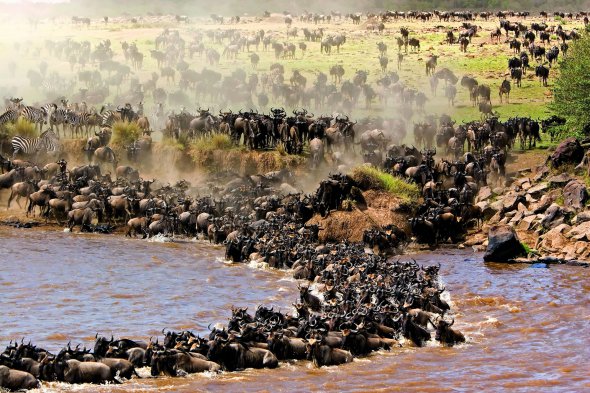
left=552, top=32, right=590, bottom=133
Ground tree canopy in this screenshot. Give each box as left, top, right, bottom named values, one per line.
left=551, top=30, right=590, bottom=133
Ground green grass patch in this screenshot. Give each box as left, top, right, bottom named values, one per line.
left=111, top=120, right=140, bottom=146
left=191, top=134, right=234, bottom=152
left=351, top=165, right=420, bottom=202
left=2, top=117, right=37, bottom=139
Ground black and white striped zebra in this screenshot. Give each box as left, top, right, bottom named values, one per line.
left=0, top=109, right=19, bottom=128
left=11, top=129, right=60, bottom=159
left=19, top=105, right=47, bottom=131
left=100, top=107, right=117, bottom=127
left=50, top=108, right=69, bottom=136
left=65, top=110, right=91, bottom=137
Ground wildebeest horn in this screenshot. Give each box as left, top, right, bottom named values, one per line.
left=450, top=318, right=455, bottom=326
left=161, top=328, right=166, bottom=334
left=95, top=332, right=99, bottom=339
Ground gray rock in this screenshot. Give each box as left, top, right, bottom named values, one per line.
left=563, top=180, right=588, bottom=211
left=540, top=203, right=565, bottom=229
left=509, top=211, right=524, bottom=224
left=517, top=215, right=538, bottom=231
left=533, top=165, right=550, bottom=182
left=490, top=200, right=504, bottom=213
left=525, top=193, right=538, bottom=204
left=533, top=194, right=556, bottom=214
left=477, top=186, right=492, bottom=202
left=573, top=211, right=590, bottom=224
left=502, top=194, right=526, bottom=212
left=477, top=201, right=496, bottom=220
left=548, top=173, right=574, bottom=186
left=527, top=183, right=548, bottom=198
left=484, top=225, right=527, bottom=262
left=549, top=138, right=584, bottom=168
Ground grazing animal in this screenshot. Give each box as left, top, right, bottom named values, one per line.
left=499, top=79, right=511, bottom=103
left=11, top=129, right=60, bottom=159
left=535, top=65, right=549, bottom=86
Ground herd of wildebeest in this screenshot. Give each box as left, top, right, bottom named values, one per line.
left=0, top=7, right=583, bottom=391
left=2, top=4, right=585, bottom=132
left=0, top=94, right=565, bottom=389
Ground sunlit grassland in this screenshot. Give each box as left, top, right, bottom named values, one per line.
left=0, top=15, right=581, bottom=150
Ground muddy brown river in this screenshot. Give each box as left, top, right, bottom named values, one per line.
left=1, top=227, right=588, bottom=392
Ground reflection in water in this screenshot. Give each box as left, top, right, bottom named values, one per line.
left=0, top=228, right=588, bottom=392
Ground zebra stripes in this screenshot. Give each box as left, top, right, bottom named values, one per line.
left=65, top=109, right=91, bottom=137
left=20, top=105, right=48, bottom=131
left=50, top=108, right=68, bottom=135
left=0, top=109, right=19, bottom=127
left=100, top=109, right=117, bottom=127
left=11, top=129, right=60, bottom=158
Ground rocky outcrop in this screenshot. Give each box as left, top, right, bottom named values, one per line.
left=563, top=180, right=588, bottom=210
left=549, top=138, right=584, bottom=168
left=466, top=160, right=590, bottom=262
left=483, top=225, right=526, bottom=262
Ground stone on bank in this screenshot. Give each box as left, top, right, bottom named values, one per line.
left=483, top=225, right=527, bottom=262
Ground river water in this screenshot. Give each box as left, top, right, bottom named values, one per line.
left=0, top=227, right=588, bottom=392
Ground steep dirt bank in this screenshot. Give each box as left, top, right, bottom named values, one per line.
left=307, top=190, right=412, bottom=243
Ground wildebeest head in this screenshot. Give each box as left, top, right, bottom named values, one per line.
left=150, top=350, right=175, bottom=376
left=93, top=334, right=113, bottom=358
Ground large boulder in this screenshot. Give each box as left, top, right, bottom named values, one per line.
left=483, top=225, right=527, bottom=262
left=563, top=180, right=588, bottom=210
left=549, top=138, right=584, bottom=168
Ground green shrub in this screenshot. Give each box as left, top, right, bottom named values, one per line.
left=192, top=134, right=233, bottom=151
left=2, top=117, right=37, bottom=138
left=351, top=165, right=420, bottom=202
left=111, top=121, right=140, bottom=146
left=551, top=31, right=590, bottom=133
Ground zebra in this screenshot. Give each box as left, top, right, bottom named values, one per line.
left=0, top=109, right=19, bottom=128
left=65, top=110, right=91, bottom=138
left=11, top=129, right=60, bottom=159
left=100, top=107, right=117, bottom=127
left=19, top=105, right=47, bottom=132
left=50, top=108, right=69, bottom=136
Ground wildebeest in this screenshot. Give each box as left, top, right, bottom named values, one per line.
left=150, top=350, right=220, bottom=376
left=305, top=337, right=353, bottom=367
left=408, top=38, right=420, bottom=52
left=499, top=79, right=511, bottom=103
left=435, top=318, right=465, bottom=346
left=56, top=359, right=119, bottom=384
left=207, top=337, right=278, bottom=371
left=0, top=365, right=39, bottom=390
left=510, top=67, right=523, bottom=87
left=535, top=65, right=549, bottom=86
